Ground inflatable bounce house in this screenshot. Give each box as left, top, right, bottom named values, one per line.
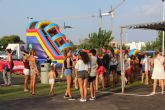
left=26, top=21, right=73, bottom=64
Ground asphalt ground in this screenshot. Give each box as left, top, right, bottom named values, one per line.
left=0, top=84, right=165, bottom=110
left=0, top=73, right=165, bottom=110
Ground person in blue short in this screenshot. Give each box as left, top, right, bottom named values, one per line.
left=62, top=50, right=75, bottom=100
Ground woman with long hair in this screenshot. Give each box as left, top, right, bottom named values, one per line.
left=62, top=50, right=74, bottom=100
left=28, top=50, right=39, bottom=95
left=150, top=50, right=165, bottom=95
left=75, top=52, right=91, bottom=102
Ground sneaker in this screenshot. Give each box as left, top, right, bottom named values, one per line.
left=68, top=97, right=75, bottom=101
left=79, top=98, right=84, bottom=102
left=83, top=99, right=87, bottom=102
left=149, top=92, right=155, bottom=96
left=64, top=95, right=69, bottom=98
left=79, top=98, right=87, bottom=102
left=89, top=97, right=95, bottom=101
left=161, top=91, right=164, bottom=95
left=7, top=84, right=12, bottom=86
left=1, top=84, right=7, bottom=87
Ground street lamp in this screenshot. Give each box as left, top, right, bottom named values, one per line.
left=27, top=17, right=34, bottom=23
left=64, top=22, right=73, bottom=29
left=162, top=0, right=165, bottom=56
left=63, top=22, right=73, bottom=38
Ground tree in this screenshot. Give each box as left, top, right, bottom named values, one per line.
left=80, top=28, right=114, bottom=49
left=0, top=35, right=24, bottom=49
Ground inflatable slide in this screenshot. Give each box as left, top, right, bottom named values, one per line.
left=26, top=21, right=73, bottom=64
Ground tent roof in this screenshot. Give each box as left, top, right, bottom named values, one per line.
left=121, top=21, right=165, bottom=31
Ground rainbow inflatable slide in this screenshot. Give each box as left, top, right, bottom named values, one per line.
left=26, top=21, right=73, bottom=64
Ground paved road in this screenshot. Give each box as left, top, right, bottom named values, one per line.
left=0, top=85, right=164, bottom=110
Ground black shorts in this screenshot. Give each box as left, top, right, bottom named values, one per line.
left=77, top=71, right=89, bottom=80
left=109, top=65, right=117, bottom=72
left=117, top=71, right=121, bottom=75
left=88, top=76, right=96, bottom=82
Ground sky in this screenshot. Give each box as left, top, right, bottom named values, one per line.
left=0, top=0, right=163, bottom=44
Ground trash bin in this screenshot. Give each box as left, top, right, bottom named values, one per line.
left=40, top=63, right=50, bottom=84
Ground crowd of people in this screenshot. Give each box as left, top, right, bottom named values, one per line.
left=1, top=47, right=165, bottom=102
left=2, top=47, right=39, bottom=95
left=59, top=48, right=165, bottom=102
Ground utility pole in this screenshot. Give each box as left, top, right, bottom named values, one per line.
left=162, top=0, right=165, bottom=56
left=99, top=9, right=103, bottom=29
left=110, top=6, right=114, bottom=32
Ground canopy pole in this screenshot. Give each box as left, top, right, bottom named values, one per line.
left=162, top=1, right=165, bottom=56
left=120, top=27, right=125, bottom=93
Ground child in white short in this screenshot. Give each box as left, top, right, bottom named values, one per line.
left=48, top=65, right=58, bottom=96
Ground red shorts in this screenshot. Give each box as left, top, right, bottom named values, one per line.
left=125, top=68, right=131, bottom=75
left=145, top=70, right=150, bottom=75
left=96, top=66, right=105, bottom=75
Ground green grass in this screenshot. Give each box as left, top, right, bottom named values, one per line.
left=0, top=81, right=142, bottom=101
left=0, top=82, right=67, bottom=101
left=0, top=73, right=142, bottom=101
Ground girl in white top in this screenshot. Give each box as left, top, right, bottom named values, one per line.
left=151, top=50, right=165, bottom=95
left=75, top=51, right=91, bottom=102
left=142, top=53, right=150, bottom=85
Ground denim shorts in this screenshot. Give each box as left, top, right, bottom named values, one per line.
left=64, top=69, right=72, bottom=76
left=77, top=71, right=89, bottom=80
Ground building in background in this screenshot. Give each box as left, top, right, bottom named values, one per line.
left=125, top=42, right=146, bottom=50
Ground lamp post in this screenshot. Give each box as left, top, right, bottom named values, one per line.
left=27, top=17, right=34, bottom=23
left=162, top=0, right=165, bottom=56
left=63, top=22, right=73, bottom=38
left=99, top=9, right=103, bottom=29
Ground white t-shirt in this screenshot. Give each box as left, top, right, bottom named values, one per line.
left=143, top=57, right=150, bottom=71
left=75, top=59, right=91, bottom=71
left=90, top=56, right=97, bottom=76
